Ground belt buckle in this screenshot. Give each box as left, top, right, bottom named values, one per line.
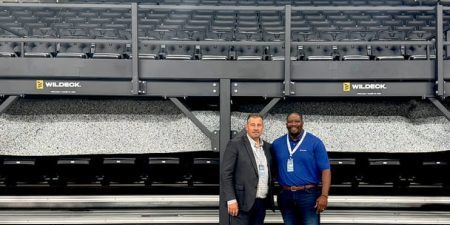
left=290, top=186, right=297, bottom=192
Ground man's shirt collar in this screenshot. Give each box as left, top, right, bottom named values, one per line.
left=246, top=134, right=263, bottom=148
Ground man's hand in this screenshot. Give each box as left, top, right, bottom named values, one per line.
left=314, top=195, right=328, bottom=213
left=228, top=202, right=239, bottom=217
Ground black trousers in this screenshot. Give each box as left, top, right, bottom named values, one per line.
left=229, top=198, right=266, bottom=225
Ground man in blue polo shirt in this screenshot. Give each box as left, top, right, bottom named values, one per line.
left=271, top=112, right=331, bottom=225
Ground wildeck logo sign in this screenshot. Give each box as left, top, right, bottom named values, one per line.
left=36, top=80, right=82, bottom=89
left=35, top=80, right=81, bottom=94
left=343, top=82, right=388, bottom=95
left=36, top=80, right=44, bottom=90
left=343, top=82, right=351, bottom=92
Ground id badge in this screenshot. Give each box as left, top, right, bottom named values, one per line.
left=287, top=158, right=294, bottom=172
left=258, top=164, right=266, bottom=176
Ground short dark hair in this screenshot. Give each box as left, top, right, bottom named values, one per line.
left=247, top=113, right=263, bottom=123
left=286, top=112, right=303, bottom=121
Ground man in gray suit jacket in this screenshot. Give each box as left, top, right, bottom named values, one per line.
left=221, top=113, right=274, bottom=225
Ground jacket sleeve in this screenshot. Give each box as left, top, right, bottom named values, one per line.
left=220, top=141, right=238, bottom=202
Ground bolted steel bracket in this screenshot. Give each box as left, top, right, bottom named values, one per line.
left=211, top=130, right=220, bottom=152
left=212, top=82, right=219, bottom=95
left=289, top=81, right=296, bottom=95
left=138, top=81, right=147, bottom=94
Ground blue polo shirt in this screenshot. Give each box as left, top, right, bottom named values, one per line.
left=271, top=131, right=330, bottom=186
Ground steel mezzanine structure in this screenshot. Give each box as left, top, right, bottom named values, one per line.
left=0, top=3, right=449, bottom=225
left=0, top=2, right=449, bottom=154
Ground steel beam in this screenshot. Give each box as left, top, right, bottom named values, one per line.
left=0, top=80, right=133, bottom=96
left=140, top=39, right=283, bottom=46
left=0, top=3, right=131, bottom=9
left=0, top=39, right=431, bottom=47
left=0, top=25, right=25, bottom=37
left=259, top=98, right=281, bottom=116
left=139, top=5, right=284, bottom=11
left=0, top=80, right=221, bottom=97
left=292, top=40, right=431, bottom=46
left=145, top=82, right=219, bottom=97
left=0, top=37, right=130, bottom=44
left=295, top=82, right=434, bottom=97
left=292, top=6, right=433, bottom=11
left=0, top=3, right=433, bottom=12
left=232, top=82, right=434, bottom=97
left=234, top=98, right=282, bottom=138
left=428, top=97, right=450, bottom=121
left=436, top=3, right=445, bottom=97
left=0, top=58, right=132, bottom=79
left=169, top=98, right=214, bottom=140
left=0, top=60, right=435, bottom=81
left=0, top=95, right=19, bottom=114
left=291, top=61, right=434, bottom=81
left=140, top=61, right=283, bottom=80
left=1, top=80, right=433, bottom=97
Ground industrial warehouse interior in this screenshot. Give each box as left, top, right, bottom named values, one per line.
left=0, top=0, right=449, bottom=224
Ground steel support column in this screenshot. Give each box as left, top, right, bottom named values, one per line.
left=131, top=3, right=140, bottom=95
left=429, top=97, right=450, bottom=121
left=219, top=79, right=231, bottom=225
left=436, top=3, right=444, bottom=97
left=0, top=96, right=19, bottom=114
left=219, top=79, right=231, bottom=154
left=284, top=5, right=292, bottom=96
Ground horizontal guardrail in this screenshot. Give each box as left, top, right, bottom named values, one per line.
left=0, top=195, right=448, bottom=209
left=0, top=209, right=449, bottom=224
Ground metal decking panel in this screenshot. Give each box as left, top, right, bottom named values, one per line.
left=232, top=82, right=434, bottom=97
left=293, top=82, right=435, bottom=97
left=0, top=59, right=437, bottom=81
left=291, top=61, right=435, bottom=81
left=139, top=61, right=284, bottom=80
left=0, top=79, right=133, bottom=96
left=146, top=81, right=220, bottom=97
left=0, top=58, right=131, bottom=79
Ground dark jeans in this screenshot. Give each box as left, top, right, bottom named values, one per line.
left=277, top=188, right=320, bottom=225
left=230, top=198, right=266, bottom=225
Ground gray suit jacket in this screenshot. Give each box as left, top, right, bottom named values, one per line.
left=221, top=135, right=274, bottom=212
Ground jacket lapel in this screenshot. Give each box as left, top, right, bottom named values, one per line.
left=263, top=142, right=271, bottom=175
left=242, top=135, right=258, bottom=176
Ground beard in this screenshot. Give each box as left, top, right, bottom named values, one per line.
left=288, top=127, right=302, bottom=138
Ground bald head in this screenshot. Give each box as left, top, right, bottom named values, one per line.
left=286, top=112, right=302, bottom=121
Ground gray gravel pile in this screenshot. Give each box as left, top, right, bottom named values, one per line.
left=0, top=98, right=448, bottom=156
